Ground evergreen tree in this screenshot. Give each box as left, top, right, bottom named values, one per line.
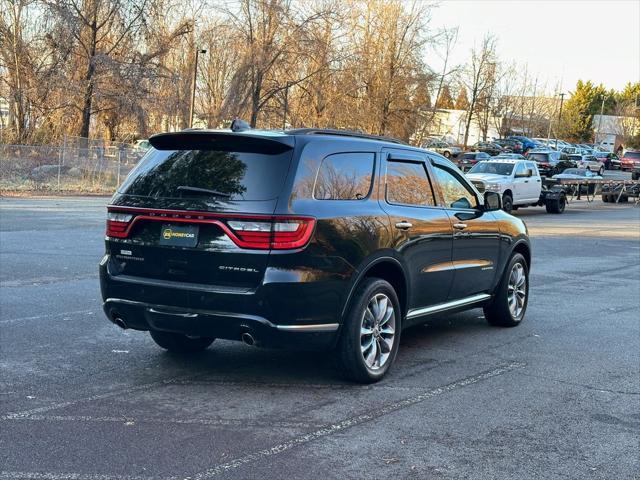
left=454, top=87, right=470, bottom=110
left=435, top=85, right=454, bottom=109
left=558, top=80, right=609, bottom=142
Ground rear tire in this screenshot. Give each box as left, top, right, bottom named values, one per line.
left=149, top=330, right=214, bottom=353
left=338, top=278, right=401, bottom=383
left=545, top=195, right=566, bottom=213
left=484, top=253, right=529, bottom=328
left=602, top=193, right=610, bottom=202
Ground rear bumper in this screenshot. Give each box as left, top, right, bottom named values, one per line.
left=99, top=255, right=343, bottom=350
left=103, top=297, right=338, bottom=349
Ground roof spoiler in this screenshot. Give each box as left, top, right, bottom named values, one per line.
left=148, top=131, right=294, bottom=154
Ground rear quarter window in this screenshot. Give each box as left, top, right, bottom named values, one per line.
left=313, top=152, right=375, bottom=200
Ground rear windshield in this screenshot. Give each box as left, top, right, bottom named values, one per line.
left=118, top=149, right=292, bottom=200
left=625, top=151, right=640, bottom=159
left=527, top=153, right=550, bottom=162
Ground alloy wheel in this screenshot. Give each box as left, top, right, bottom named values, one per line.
left=507, top=262, right=527, bottom=319
left=360, top=293, right=396, bottom=370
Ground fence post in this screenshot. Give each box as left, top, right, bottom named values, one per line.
left=57, top=135, right=66, bottom=192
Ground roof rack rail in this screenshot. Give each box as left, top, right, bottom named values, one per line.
left=286, top=128, right=406, bottom=145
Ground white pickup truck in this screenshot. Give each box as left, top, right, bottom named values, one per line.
left=466, top=159, right=566, bottom=214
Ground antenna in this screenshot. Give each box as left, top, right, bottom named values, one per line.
left=230, top=119, right=251, bottom=132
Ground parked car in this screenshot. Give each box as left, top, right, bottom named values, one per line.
left=593, top=151, right=620, bottom=170
left=526, top=150, right=577, bottom=176
left=508, top=135, right=539, bottom=152
left=620, top=150, right=640, bottom=176
left=423, top=139, right=462, bottom=159
left=494, top=153, right=527, bottom=160
left=457, top=151, right=491, bottom=171
left=100, top=125, right=532, bottom=383
left=470, top=141, right=504, bottom=156
left=567, top=154, right=605, bottom=175
left=552, top=168, right=602, bottom=195
left=495, top=138, right=524, bottom=154
left=466, top=159, right=566, bottom=214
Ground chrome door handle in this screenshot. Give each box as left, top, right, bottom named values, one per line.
left=395, top=221, right=413, bottom=230
left=453, top=223, right=467, bottom=230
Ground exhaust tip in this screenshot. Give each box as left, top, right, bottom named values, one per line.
left=113, top=316, right=127, bottom=329
left=241, top=332, right=255, bottom=346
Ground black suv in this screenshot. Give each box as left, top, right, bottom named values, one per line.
left=100, top=127, right=531, bottom=383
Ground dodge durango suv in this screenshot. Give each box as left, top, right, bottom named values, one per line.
left=100, top=126, right=531, bottom=383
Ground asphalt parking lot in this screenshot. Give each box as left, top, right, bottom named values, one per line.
left=1, top=194, right=639, bottom=480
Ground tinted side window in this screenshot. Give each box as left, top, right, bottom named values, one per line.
left=386, top=160, right=436, bottom=206
left=314, top=152, right=374, bottom=200
left=432, top=165, right=478, bottom=209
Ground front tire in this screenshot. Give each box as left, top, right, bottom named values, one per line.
left=149, top=330, right=214, bottom=353
left=338, top=278, right=401, bottom=383
left=484, top=253, right=529, bottom=327
left=502, top=193, right=513, bottom=214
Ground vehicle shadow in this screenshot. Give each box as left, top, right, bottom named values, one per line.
left=148, top=309, right=491, bottom=386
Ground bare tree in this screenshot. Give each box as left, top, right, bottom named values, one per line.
left=460, top=34, right=497, bottom=147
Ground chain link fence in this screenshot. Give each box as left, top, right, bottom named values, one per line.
left=0, top=136, right=145, bottom=194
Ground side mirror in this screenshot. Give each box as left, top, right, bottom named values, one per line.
left=483, top=191, right=502, bottom=212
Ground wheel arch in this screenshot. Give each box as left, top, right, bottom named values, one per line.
left=341, top=257, right=409, bottom=321
left=512, top=240, right=531, bottom=269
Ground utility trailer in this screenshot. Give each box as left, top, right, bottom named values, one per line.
left=601, top=180, right=640, bottom=205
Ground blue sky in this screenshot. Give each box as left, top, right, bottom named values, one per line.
left=427, top=0, right=639, bottom=93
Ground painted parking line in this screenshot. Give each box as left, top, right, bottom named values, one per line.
left=1, top=373, right=206, bottom=420
left=0, top=473, right=158, bottom=480
left=7, top=414, right=324, bottom=430
left=187, top=362, right=526, bottom=479
left=0, top=309, right=95, bottom=325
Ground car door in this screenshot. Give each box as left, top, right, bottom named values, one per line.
left=511, top=162, right=529, bottom=203
left=525, top=161, right=542, bottom=200
left=380, top=150, right=455, bottom=315
left=428, top=158, right=501, bottom=300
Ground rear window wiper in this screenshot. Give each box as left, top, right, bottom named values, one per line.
left=177, top=185, right=232, bottom=198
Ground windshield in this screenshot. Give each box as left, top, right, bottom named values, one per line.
left=625, top=151, right=640, bottom=159
left=118, top=148, right=292, bottom=200
left=468, top=162, right=515, bottom=175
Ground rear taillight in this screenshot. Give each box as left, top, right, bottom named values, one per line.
left=105, top=207, right=315, bottom=250
left=106, top=212, right=133, bottom=238
left=226, top=217, right=315, bottom=250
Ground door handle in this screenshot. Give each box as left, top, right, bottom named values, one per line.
left=453, top=223, right=467, bottom=230
left=395, top=221, right=413, bottom=230
left=524, top=180, right=529, bottom=183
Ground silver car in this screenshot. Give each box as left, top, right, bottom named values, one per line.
left=567, top=154, right=605, bottom=175
left=423, top=140, right=462, bottom=159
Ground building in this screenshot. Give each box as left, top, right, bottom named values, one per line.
left=593, top=114, right=639, bottom=152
